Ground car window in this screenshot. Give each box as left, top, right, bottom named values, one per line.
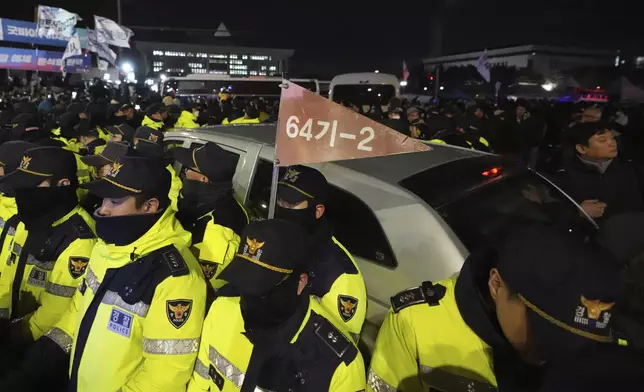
left=248, top=159, right=397, bottom=267
left=400, top=157, right=596, bottom=252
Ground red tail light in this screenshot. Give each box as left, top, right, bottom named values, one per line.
left=482, top=167, right=502, bottom=177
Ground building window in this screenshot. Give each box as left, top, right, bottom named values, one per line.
left=188, top=63, right=203, bottom=68
left=230, top=54, right=238, bottom=59
left=251, top=55, right=269, bottom=61
left=153, top=50, right=164, bottom=56
left=164, top=51, right=186, bottom=57
left=242, top=55, right=248, bottom=60
left=269, top=66, right=277, bottom=71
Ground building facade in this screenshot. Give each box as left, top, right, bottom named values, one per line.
left=423, top=45, right=619, bottom=77
left=135, top=41, right=294, bottom=78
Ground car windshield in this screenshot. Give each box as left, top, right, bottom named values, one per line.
left=332, top=84, right=396, bottom=106
left=399, top=156, right=596, bottom=252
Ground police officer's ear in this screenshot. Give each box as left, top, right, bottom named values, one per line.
left=488, top=268, right=503, bottom=301
left=56, top=178, right=71, bottom=187
left=142, top=198, right=159, bottom=213
left=315, top=204, right=325, bottom=220
left=297, top=273, right=309, bottom=296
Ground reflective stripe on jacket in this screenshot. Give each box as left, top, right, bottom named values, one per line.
left=46, top=207, right=206, bottom=392
left=0, top=207, right=96, bottom=341
left=187, top=296, right=366, bottom=392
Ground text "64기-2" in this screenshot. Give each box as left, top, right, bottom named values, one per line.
left=285, top=115, right=375, bottom=152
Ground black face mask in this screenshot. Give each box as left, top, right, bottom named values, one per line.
left=241, top=273, right=304, bottom=333
left=274, top=204, right=318, bottom=233
left=15, top=185, right=78, bottom=229
left=94, top=210, right=163, bottom=246
left=177, top=180, right=232, bottom=226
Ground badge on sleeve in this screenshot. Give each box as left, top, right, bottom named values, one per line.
left=166, top=299, right=193, bottom=329
left=68, top=257, right=90, bottom=279
left=198, top=260, right=218, bottom=280
left=337, top=295, right=359, bottom=322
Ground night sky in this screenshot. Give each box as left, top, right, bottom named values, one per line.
left=4, top=0, right=643, bottom=78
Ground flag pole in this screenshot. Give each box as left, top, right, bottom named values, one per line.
left=269, top=79, right=289, bottom=219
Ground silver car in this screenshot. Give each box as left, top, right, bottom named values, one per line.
left=166, top=124, right=595, bottom=354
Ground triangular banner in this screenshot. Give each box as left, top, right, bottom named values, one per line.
left=275, top=81, right=430, bottom=167
left=214, top=22, right=231, bottom=37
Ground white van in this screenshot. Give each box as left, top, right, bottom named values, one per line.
left=329, top=73, right=400, bottom=108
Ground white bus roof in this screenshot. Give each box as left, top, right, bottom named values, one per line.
left=171, top=75, right=317, bottom=83
left=330, top=73, right=400, bottom=87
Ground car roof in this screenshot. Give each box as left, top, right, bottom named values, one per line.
left=168, top=124, right=483, bottom=184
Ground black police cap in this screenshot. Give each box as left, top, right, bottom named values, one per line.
left=82, top=156, right=170, bottom=199
left=135, top=126, right=164, bottom=146
left=497, top=225, right=622, bottom=357
left=81, top=142, right=131, bottom=169
left=0, top=141, right=37, bottom=174
left=172, top=142, right=239, bottom=182
left=0, top=146, right=77, bottom=190
left=218, top=219, right=307, bottom=296
left=277, top=165, right=328, bottom=205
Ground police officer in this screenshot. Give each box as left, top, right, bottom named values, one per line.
left=175, top=102, right=201, bottom=129
left=0, top=147, right=96, bottom=350
left=172, top=142, right=248, bottom=287
left=77, top=122, right=106, bottom=156
left=51, top=112, right=82, bottom=153
left=275, top=166, right=367, bottom=342
left=106, top=123, right=136, bottom=145
left=79, top=141, right=131, bottom=213
left=0, top=142, right=36, bottom=274
left=114, top=103, right=143, bottom=129
left=133, top=126, right=182, bottom=211
left=3, top=156, right=207, bottom=391
left=141, top=103, right=167, bottom=131
left=222, top=103, right=261, bottom=125
left=368, top=226, right=624, bottom=392
left=187, top=219, right=366, bottom=392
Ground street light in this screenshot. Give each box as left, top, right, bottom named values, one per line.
left=541, top=82, right=556, bottom=92
left=439, top=86, right=445, bottom=91
left=121, top=62, right=133, bottom=74
left=400, top=80, right=408, bottom=87
left=423, top=87, right=428, bottom=91
left=374, top=70, right=380, bottom=73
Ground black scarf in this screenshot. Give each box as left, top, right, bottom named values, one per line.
left=15, top=186, right=78, bottom=230
left=176, top=180, right=233, bottom=228
left=94, top=210, right=163, bottom=246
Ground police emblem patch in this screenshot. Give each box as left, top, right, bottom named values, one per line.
left=166, top=299, right=192, bottom=329
left=19, top=156, right=32, bottom=170
left=337, top=295, right=358, bottom=322
left=199, top=260, right=218, bottom=280
left=107, top=308, right=133, bottom=338
left=68, top=257, right=90, bottom=279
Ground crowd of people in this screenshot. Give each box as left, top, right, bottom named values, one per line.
left=0, top=82, right=640, bottom=391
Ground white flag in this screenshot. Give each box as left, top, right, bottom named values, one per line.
left=94, top=16, right=133, bottom=48
left=87, top=29, right=117, bottom=65
left=476, top=50, right=491, bottom=83
left=61, top=32, right=82, bottom=70
left=98, top=59, right=109, bottom=71
left=37, top=6, right=80, bottom=40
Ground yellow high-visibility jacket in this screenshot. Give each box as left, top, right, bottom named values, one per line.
left=45, top=207, right=207, bottom=392
left=187, top=295, right=366, bottom=391
left=167, top=165, right=182, bottom=212
left=175, top=111, right=199, bottom=129
left=0, top=194, right=18, bottom=276
left=142, top=115, right=165, bottom=131
left=310, top=237, right=367, bottom=342
left=367, top=275, right=497, bottom=392
left=0, top=206, right=96, bottom=341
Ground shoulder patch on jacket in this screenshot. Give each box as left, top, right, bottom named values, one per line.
left=68, top=256, right=90, bottom=279
left=313, top=315, right=356, bottom=364
left=66, top=214, right=95, bottom=240
left=166, top=299, right=192, bottom=329
left=391, top=281, right=446, bottom=313
left=160, top=246, right=189, bottom=277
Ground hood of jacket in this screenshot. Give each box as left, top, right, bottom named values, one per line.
left=94, top=207, right=192, bottom=268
